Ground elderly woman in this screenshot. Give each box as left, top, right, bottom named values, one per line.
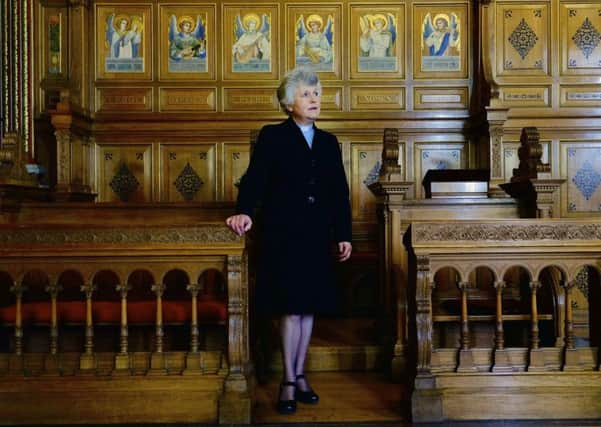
left=226, top=67, right=352, bottom=414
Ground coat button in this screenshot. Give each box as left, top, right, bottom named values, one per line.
left=307, top=196, right=316, bottom=204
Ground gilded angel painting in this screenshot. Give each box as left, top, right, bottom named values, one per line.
left=168, top=14, right=206, bottom=73
left=359, top=13, right=397, bottom=72
left=295, top=14, right=334, bottom=71
left=232, top=13, right=271, bottom=72
left=105, top=13, right=144, bottom=72
left=421, top=12, right=460, bottom=71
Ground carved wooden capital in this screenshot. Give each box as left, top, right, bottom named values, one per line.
left=458, top=281, right=474, bottom=291
left=494, top=280, right=506, bottom=291
left=186, top=283, right=201, bottom=296
left=45, top=282, right=63, bottom=298
left=80, top=282, right=96, bottom=298
left=116, top=283, right=131, bottom=297
left=529, top=281, right=542, bottom=291
left=10, top=282, right=27, bottom=297
left=151, top=283, right=166, bottom=297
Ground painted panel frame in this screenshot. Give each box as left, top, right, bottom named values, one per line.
left=349, top=4, right=405, bottom=79
left=158, top=4, right=216, bottom=81
left=413, top=4, right=468, bottom=79
left=96, top=4, right=152, bottom=80
left=286, top=3, right=342, bottom=80
left=43, top=7, right=68, bottom=79
left=223, top=3, right=279, bottom=81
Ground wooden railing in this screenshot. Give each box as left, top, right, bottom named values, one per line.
left=408, top=220, right=601, bottom=422
left=0, top=203, right=250, bottom=424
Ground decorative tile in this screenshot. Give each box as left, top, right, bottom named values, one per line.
left=509, top=18, right=538, bottom=60
left=572, top=160, right=601, bottom=200
left=174, top=162, right=203, bottom=201
left=109, top=163, right=139, bottom=202
left=572, top=17, right=601, bottom=60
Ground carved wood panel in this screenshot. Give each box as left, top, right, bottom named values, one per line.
left=561, top=4, right=601, bottom=75
left=223, top=143, right=251, bottom=202
left=159, top=144, right=216, bottom=202
left=351, top=143, right=385, bottom=221
left=96, top=144, right=153, bottom=203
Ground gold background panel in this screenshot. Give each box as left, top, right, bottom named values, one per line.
left=496, top=4, right=549, bottom=75
left=96, top=144, right=153, bottom=203
left=223, top=87, right=279, bottom=111
left=321, top=86, right=343, bottom=111
left=561, top=4, right=601, bottom=75
left=499, top=86, right=550, bottom=107
left=159, top=88, right=217, bottom=112
left=159, top=144, right=216, bottom=202
left=223, top=143, right=251, bottom=202
left=560, top=86, right=601, bottom=107
left=414, top=87, right=468, bottom=110
left=41, top=7, right=68, bottom=79
left=350, top=86, right=404, bottom=110
left=95, top=87, right=153, bottom=112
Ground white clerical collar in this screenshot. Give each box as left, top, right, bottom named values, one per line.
left=298, top=123, right=313, bottom=132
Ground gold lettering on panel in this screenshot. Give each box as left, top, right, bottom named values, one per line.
left=96, top=88, right=152, bottom=111
left=159, top=88, right=216, bottom=111
left=500, top=86, right=549, bottom=107
left=223, top=88, right=279, bottom=111
left=351, top=87, right=404, bottom=110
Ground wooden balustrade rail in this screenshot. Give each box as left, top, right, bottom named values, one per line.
left=0, top=203, right=251, bottom=424
left=408, top=219, right=601, bottom=422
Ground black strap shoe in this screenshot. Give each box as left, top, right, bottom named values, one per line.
left=277, top=381, right=297, bottom=414
left=295, top=374, right=319, bottom=404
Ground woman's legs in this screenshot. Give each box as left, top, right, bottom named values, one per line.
left=280, top=315, right=301, bottom=400
left=295, top=315, right=314, bottom=392
left=279, top=314, right=315, bottom=398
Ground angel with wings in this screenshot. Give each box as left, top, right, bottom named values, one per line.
left=359, top=13, right=396, bottom=58
left=232, top=13, right=271, bottom=66
left=169, top=15, right=206, bottom=64
left=105, top=14, right=142, bottom=59
left=296, top=14, right=333, bottom=65
left=422, top=12, right=459, bottom=57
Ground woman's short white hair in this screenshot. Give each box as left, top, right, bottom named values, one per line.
left=277, top=67, right=321, bottom=114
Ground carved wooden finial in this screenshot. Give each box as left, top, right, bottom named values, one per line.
left=379, top=128, right=401, bottom=179
left=511, top=127, right=550, bottom=182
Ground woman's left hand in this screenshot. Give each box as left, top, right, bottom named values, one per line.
left=337, top=241, right=352, bottom=262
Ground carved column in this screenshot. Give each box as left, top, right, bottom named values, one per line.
left=457, top=281, right=477, bottom=372
left=44, top=281, right=62, bottom=375
left=79, top=282, right=96, bottom=372
left=48, top=92, right=94, bottom=201
left=414, top=255, right=433, bottom=380
left=485, top=108, right=509, bottom=196
left=563, top=281, right=583, bottom=371
left=528, top=280, right=545, bottom=371
left=149, top=283, right=167, bottom=374
left=531, top=180, right=565, bottom=218
left=492, top=280, right=511, bottom=372
left=184, top=282, right=202, bottom=375
left=8, top=281, right=26, bottom=374
left=114, top=283, right=131, bottom=373
left=219, top=254, right=251, bottom=424
left=368, top=134, right=414, bottom=379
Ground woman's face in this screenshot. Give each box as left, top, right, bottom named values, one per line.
left=288, top=84, right=321, bottom=125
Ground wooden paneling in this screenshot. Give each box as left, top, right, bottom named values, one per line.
left=560, top=4, right=601, bottom=76
left=351, top=143, right=385, bottom=221
left=223, top=87, right=279, bottom=112
left=414, top=87, right=468, bottom=110
left=223, top=143, right=251, bottom=202
left=96, top=87, right=153, bottom=112
left=96, top=144, right=153, bottom=202
left=499, top=86, right=550, bottom=107
left=159, top=88, right=217, bottom=112
left=350, top=87, right=405, bottom=111
left=159, top=144, right=216, bottom=202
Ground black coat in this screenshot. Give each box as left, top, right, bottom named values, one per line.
left=237, top=117, right=352, bottom=315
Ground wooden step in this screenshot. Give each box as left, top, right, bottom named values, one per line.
left=268, top=344, right=383, bottom=372
left=252, top=371, right=409, bottom=424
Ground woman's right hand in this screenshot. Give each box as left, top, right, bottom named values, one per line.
left=225, top=214, right=253, bottom=236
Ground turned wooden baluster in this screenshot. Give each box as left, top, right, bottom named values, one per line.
left=9, top=281, right=26, bottom=355
left=564, top=281, right=575, bottom=350
left=45, top=281, right=63, bottom=355
left=81, top=282, right=96, bottom=355
left=494, top=281, right=506, bottom=350
left=151, top=283, right=166, bottom=353
left=530, top=281, right=541, bottom=350
left=116, top=283, right=131, bottom=355
left=187, top=282, right=201, bottom=353
left=458, top=281, right=471, bottom=350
